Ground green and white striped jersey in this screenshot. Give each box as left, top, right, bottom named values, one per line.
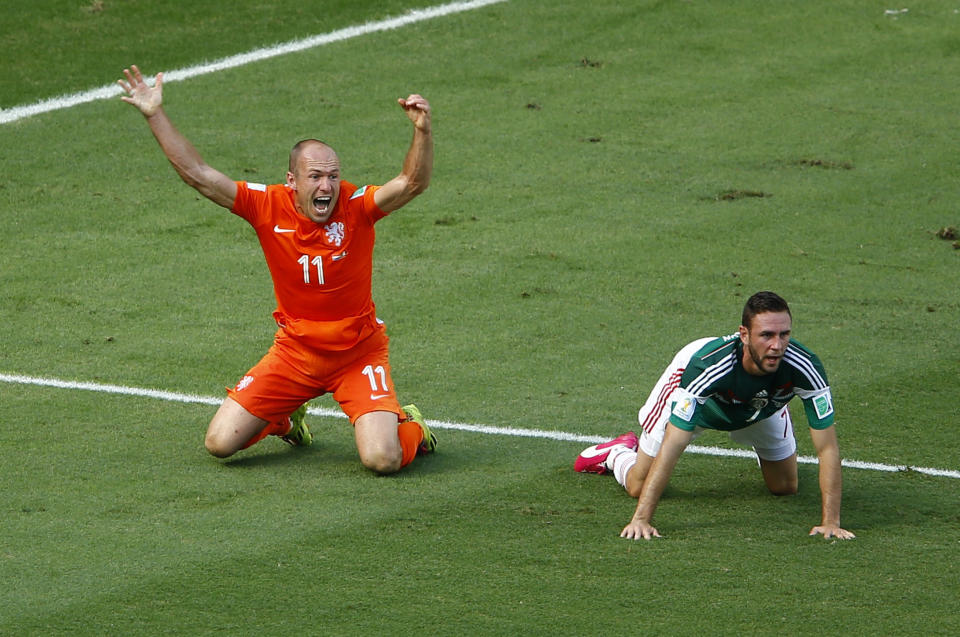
left=668, top=334, right=834, bottom=432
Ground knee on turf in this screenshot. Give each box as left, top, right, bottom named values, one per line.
left=625, top=482, right=644, bottom=499
left=766, top=476, right=798, bottom=496
left=359, top=447, right=402, bottom=475
left=204, top=431, right=238, bottom=459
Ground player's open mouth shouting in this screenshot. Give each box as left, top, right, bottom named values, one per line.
left=314, top=195, right=332, bottom=216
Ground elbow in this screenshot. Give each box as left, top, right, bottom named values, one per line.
left=170, top=162, right=205, bottom=192
left=179, top=173, right=204, bottom=191
left=410, top=176, right=430, bottom=196
left=397, top=174, right=430, bottom=203
left=404, top=169, right=430, bottom=196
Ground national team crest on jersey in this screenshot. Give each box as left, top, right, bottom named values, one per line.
left=324, top=221, right=345, bottom=246
left=235, top=375, right=254, bottom=392
left=750, top=390, right=769, bottom=412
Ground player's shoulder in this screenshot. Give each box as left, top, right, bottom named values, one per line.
left=235, top=181, right=290, bottom=200
left=339, top=180, right=358, bottom=198
left=784, top=338, right=829, bottom=387
left=231, top=181, right=297, bottom=221
left=784, top=338, right=825, bottom=369
left=340, top=181, right=387, bottom=223
left=681, top=335, right=739, bottom=394
left=692, top=334, right=739, bottom=363
left=785, top=337, right=817, bottom=357
left=343, top=182, right=382, bottom=206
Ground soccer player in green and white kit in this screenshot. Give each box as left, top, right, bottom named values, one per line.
left=575, top=291, right=856, bottom=541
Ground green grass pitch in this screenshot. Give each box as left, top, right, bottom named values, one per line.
left=1, top=0, right=958, bottom=634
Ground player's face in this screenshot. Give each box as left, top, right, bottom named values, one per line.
left=739, top=311, right=792, bottom=376
left=287, top=143, right=341, bottom=224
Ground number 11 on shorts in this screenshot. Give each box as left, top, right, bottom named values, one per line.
left=362, top=364, right=389, bottom=393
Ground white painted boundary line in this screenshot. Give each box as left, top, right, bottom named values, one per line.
left=3, top=372, right=958, bottom=479
left=0, top=0, right=507, bottom=126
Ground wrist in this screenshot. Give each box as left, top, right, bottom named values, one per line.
left=143, top=105, right=164, bottom=119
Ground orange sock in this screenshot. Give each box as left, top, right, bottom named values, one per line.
left=397, top=419, right=424, bottom=468
left=241, top=419, right=290, bottom=450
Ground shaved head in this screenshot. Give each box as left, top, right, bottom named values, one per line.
left=289, top=139, right=337, bottom=174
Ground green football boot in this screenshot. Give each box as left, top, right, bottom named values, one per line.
left=281, top=403, right=313, bottom=447
left=403, top=404, right=436, bottom=454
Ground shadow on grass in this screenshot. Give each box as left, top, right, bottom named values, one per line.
left=822, top=465, right=958, bottom=533
left=646, top=463, right=960, bottom=539
left=220, top=446, right=331, bottom=469
left=218, top=440, right=453, bottom=477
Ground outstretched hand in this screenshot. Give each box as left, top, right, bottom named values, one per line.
left=809, top=524, right=856, bottom=540
left=118, top=65, right=163, bottom=117
left=397, top=94, right=431, bottom=132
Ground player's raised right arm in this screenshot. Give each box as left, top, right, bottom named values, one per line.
left=119, top=65, right=236, bottom=209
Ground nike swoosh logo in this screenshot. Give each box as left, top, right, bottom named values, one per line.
left=273, top=225, right=295, bottom=233
left=332, top=251, right=348, bottom=261
left=577, top=446, right=609, bottom=458
left=370, top=393, right=390, bottom=400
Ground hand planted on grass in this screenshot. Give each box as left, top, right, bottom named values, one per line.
left=620, top=520, right=661, bottom=540
left=809, top=524, right=856, bottom=540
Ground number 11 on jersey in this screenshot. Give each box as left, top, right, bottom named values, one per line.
left=298, top=254, right=324, bottom=285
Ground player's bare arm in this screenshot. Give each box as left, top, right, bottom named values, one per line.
left=621, top=425, right=694, bottom=540
left=808, top=425, right=855, bottom=540
left=118, top=65, right=237, bottom=209
left=374, top=94, right=433, bottom=213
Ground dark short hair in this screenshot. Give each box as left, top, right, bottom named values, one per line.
left=742, top=291, right=791, bottom=329
left=288, top=138, right=332, bottom=173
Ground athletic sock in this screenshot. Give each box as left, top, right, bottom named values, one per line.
left=611, top=449, right=638, bottom=488
left=241, top=419, right=290, bottom=450
left=397, top=418, right=423, bottom=468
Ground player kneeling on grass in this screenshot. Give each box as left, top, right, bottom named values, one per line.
left=118, top=65, right=436, bottom=473
left=575, top=291, right=855, bottom=540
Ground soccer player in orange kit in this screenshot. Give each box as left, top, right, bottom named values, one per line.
left=118, top=65, right=436, bottom=473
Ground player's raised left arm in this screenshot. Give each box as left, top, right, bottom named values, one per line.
left=374, top=94, right=433, bottom=213
left=808, top=425, right=856, bottom=539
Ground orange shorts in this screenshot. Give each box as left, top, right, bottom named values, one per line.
left=226, top=324, right=403, bottom=424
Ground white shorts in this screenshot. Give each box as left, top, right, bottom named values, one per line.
left=636, top=338, right=797, bottom=462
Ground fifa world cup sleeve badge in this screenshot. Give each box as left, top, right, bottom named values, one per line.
left=813, top=391, right=834, bottom=420
left=672, top=393, right=697, bottom=422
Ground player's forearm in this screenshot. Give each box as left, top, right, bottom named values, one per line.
left=632, top=425, right=691, bottom=523
left=399, top=127, right=433, bottom=196
left=631, top=484, right=663, bottom=525
left=377, top=128, right=432, bottom=212
left=144, top=107, right=211, bottom=191
left=630, top=457, right=675, bottom=525
left=817, top=448, right=844, bottom=526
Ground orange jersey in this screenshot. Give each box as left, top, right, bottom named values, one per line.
left=231, top=180, right=388, bottom=350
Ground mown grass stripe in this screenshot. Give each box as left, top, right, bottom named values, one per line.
left=0, top=0, right=507, bottom=125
